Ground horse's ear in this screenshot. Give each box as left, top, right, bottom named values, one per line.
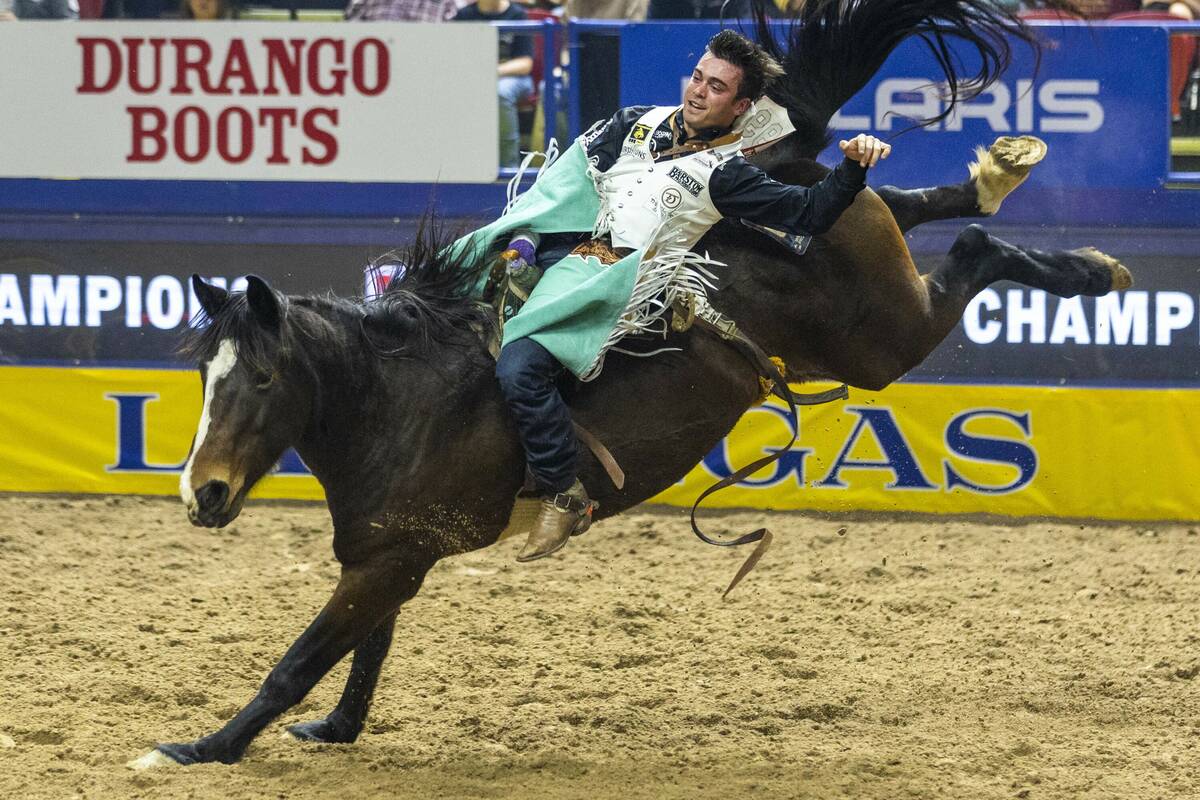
left=191, top=274, right=229, bottom=319
left=245, top=275, right=281, bottom=330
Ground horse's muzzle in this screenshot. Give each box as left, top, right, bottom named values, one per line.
left=189, top=479, right=236, bottom=527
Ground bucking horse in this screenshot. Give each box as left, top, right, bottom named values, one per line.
left=131, top=0, right=1131, bottom=768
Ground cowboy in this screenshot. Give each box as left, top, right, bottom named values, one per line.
left=454, top=29, right=890, bottom=562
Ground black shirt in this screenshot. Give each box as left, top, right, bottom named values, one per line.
left=452, top=3, right=535, bottom=65
left=581, top=105, right=867, bottom=237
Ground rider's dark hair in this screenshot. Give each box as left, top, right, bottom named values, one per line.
left=706, top=29, right=784, bottom=101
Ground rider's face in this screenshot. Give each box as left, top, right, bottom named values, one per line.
left=682, top=52, right=752, bottom=134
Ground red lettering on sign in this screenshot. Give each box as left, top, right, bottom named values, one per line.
left=258, top=107, right=298, bottom=164
left=78, top=37, right=122, bottom=94
left=171, top=38, right=219, bottom=95
left=308, top=38, right=346, bottom=97
left=217, top=40, right=259, bottom=96
left=352, top=38, right=389, bottom=97
left=302, top=108, right=338, bottom=165
left=127, top=106, right=168, bottom=162
left=262, top=38, right=304, bottom=96
left=174, top=105, right=211, bottom=163
left=216, top=107, right=254, bottom=163
left=124, top=37, right=166, bottom=94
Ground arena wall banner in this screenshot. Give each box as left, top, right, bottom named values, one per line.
left=0, top=23, right=499, bottom=182
left=0, top=365, right=1195, bottom=521
left=0, top=235, right=1197, bottom=520
left=611, top=22, right=1169, bottom=193
left=0, top=238, right=372, bottom=366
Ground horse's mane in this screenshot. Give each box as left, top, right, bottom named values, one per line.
left=361, top=215, right=496, bottom=358
left=180, top=291, right=294, bottom=374
left=750, top=0, right=1081, bottom=159
left=180, top=215, right=495, bottom=370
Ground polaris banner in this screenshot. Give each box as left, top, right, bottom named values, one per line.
left=611, top=22, right=1169, bottom=192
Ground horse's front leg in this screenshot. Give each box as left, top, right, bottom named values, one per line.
left=876, top=136, right=1046, bottom=233
left=133, top=559, right=428, bottom=766
left=284, top=613, right=397, bottom=744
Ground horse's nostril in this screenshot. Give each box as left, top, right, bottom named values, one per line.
left=195, top=480, right=230, bottom=513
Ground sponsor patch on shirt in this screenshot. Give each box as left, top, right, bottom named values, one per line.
left=620, top=145, right=647, bottom=161
left=661, top=187, right=683, bottom=210
left=630, top=123, right=653, bottom=143
left=667, top=165, right=704, bottom=197
left=582, top=118, right=610, bottom=147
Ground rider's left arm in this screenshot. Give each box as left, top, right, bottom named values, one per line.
left=710, top=156, right=867, bottom=237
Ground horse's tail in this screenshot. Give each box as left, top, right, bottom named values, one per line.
left=751, top=0, right=1078, bottom=159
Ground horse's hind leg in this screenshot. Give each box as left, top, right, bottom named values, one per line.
left=135, top=558, right=430, bottom=766
left=284, top=613, right=398, bottom=744
left=836, top=223, right=1133, bottom=391
left=876, top=136, right=1047, bottom=233
left=939, top=223, right=1133, bottom=300
left=892, top=224, right=1131, bottom=382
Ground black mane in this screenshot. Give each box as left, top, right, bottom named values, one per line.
left=362, top=215, right=497, bottom=357
left=180, top=290, right=292, bottom=373
left=180, top=215, right=496, bottom=369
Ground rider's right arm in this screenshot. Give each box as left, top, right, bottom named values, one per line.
left=579, top=106, right=653, bottom=172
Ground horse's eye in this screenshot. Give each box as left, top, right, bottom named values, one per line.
left=255, top=372, right=275, bottom=390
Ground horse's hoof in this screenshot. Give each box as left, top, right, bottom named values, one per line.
left=285, top=718, right=356, bottom=744
left=969, top=136, right=1047, bottom=214
left=1071, top=247, right=1134, bottom=291
left=990, top=135, right=1048, bottom=170
left=127, top=746, right=192, bottom=770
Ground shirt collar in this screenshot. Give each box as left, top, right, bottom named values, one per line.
left=672, top=107, right=726, bottom=145
left=671, top=102, right=759, bottom=146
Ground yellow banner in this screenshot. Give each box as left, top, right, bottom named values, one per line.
left=0, top=366, right=1196, bottom=521
left=0, top=365, right=323, bottom=501
left=659, top=382, right=1200, bottom=521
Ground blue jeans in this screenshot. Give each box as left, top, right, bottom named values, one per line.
left=498, top=75, right=535, bottom=169
left=495, top=336, right=577, bottom=495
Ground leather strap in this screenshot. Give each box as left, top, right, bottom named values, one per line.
left=689, top=315, right=849, bottom=598
left=551, top=490, right=593, bottom=514
left=574, top=421, right=626, bottom=490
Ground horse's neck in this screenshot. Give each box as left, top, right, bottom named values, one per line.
left=295, top=346, right=515, bottom=526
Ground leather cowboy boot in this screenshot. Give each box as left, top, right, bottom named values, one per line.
left=516, top=479, right=596, bottom=562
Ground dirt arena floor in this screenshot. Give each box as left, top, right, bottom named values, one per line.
left=2, top=495, right=1198, bottom=799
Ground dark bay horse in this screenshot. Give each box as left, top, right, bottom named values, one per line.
left=132, top=0, right=1131, bottom=768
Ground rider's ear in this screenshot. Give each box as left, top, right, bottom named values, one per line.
left=245, top=275, right=282, bottom=331
left=191, top=274, right=229, bottom=319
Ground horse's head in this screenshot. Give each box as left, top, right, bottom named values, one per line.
left=180, top=275, right=315, bottom=528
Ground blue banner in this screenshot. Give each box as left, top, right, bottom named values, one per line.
left=616, top=22, right=1169, bottom=192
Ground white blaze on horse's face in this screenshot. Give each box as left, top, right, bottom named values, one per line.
left=180, top=338, right=238, bottom=511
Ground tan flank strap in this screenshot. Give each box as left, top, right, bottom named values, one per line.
left=689, top=313, right=849, bottom=598
left=574, top=422, right=626, bottom=491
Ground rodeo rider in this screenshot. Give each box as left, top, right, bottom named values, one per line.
left=460, top=29, right=891, bottom=562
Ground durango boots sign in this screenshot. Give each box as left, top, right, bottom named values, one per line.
left=0, top=23, right=499, bottom=182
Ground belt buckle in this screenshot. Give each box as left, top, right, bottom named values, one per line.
left=570, top=238, right=620, bottom=266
